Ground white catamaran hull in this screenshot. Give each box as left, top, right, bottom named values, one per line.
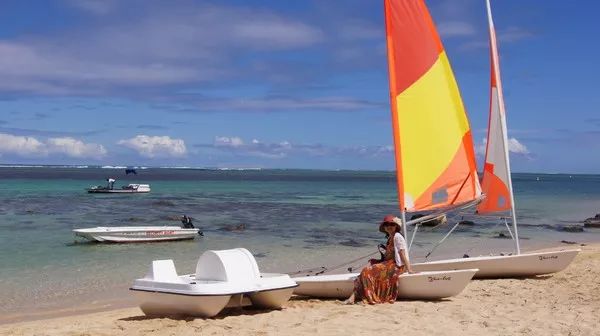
left=73, top=226, right=200, bottom=243
left=133, top=291, right=231, bottom=317
left=412, top=249, right=580, bottom=278
left=132, top=286, right=297, bottom=318
left=292, top=269, right=478, bottom=300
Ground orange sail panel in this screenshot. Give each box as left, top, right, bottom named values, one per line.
left=384, top=0, right=481, bottom=212
left=477, top=0, right=514, bottom=214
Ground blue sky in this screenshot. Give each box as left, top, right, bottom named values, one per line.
left=0, top=0, right=598, bottom=172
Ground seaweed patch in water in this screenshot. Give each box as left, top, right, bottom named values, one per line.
left=339, top=239, right=368, bottom=247
left=152, top=200, right=176, bottom=207
left=304, top=238, right=329, bottom=245
left=219, top=223, right=246, bottom=232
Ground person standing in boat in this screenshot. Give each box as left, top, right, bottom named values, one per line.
left=181, top=215, right=194, bottom=228
left=344, top=214, right=414, bottom=304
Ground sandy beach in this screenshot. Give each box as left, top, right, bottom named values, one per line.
left=1, top=244, right=598, bottom=336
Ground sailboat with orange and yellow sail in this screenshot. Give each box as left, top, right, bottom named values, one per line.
left=292, top=0, right=480, bottom=300
left=411, top=0, right=580, bottom=278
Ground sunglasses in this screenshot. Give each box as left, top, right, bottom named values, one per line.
left=383, top=222, right=396, bottom=227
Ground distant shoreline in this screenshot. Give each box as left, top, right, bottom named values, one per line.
left=0, top=164, right=598, bottom=175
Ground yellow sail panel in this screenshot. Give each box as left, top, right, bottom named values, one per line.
left=385, top=0, right=480, bottom=211
left=397, top=52, right=470, bottom=201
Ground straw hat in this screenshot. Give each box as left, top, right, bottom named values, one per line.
left=379, top=214, right=402, bottom=233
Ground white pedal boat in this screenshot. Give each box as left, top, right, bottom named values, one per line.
left=131, top=248, right=298, bottom=318
left=293, top=268, right=478, bottom=300
left=412, top=249, right=581, bottom=278
left=73, top=226, right=200, bottom=243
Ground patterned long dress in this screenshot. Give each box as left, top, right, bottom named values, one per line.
left=353, top=237, right=405, bottom=304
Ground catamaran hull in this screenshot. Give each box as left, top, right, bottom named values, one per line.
left=412, top=249, right=580, bottom=278
left=131, top=287, right=295, bottom=318
left=249, top=287, right=297, bottom=309
left=132, top=290, right=231, bottom=318
left=73, top=227, right=199, bottom=243
left=292, top=269, right=478, bottom=300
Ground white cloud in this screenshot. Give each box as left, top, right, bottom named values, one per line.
left=118, top=135, right=187, bottom=158
left=0, top=133, right=106, bottom=158
left=336, top=19, right=381, bottom=41
left=437, top=21, right=476, bottom=37
left=0, top=133, right=46, bottom=156
left=197, top=96, right=382, bottom=112
left=65, top=0, right=116, bottom=15
left=475, top=138, right=487, bottom=156
left=498, top=27, right=535, bottom=43
left=476, top=137, right=530, bottom=156
left=202, top=136, right=392, bottom=160
left=507, top=137, right=530, bottom=155
left=214, top=136, right=244, bottom=148
left=46, top=137, right=107, bottom=158
left=459, top=26, right=535, bottom=51
left=231, top=17, right=322, bottom=49
left=0, top=4, right=324, bottom=95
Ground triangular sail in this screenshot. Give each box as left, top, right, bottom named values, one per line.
left=384, top=0, right=481, bottom=212
left=477, top=0, right=516, bottom=215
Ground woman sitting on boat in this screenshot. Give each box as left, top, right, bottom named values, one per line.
left=344, top=215, right=414, bottom=304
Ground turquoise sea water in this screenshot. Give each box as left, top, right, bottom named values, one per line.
left=1, top=167, right=599, bottom=320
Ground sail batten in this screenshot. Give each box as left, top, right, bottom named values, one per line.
left=384, top=0, right=480, bottom=212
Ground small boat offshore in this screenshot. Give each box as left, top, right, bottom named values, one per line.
left=73, top=226, right=200, bottom=243
left=86, top=178, right=150, bottom=193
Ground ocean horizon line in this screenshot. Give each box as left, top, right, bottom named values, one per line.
left=0, top=163, right=596, bottom=176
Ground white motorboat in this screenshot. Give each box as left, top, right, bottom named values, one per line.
left=293, top=268, right=478, bottom=300
left=130, top=248, right=298, bottom=318
left=86, top=178, right=150, bottom=193
left=73, top=226, right=200, bottom=242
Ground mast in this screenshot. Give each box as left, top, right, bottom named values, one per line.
left=485, top=0, right=520, bottom=254
left=401, top=210, right=408, bottom=240
left=383, top=0, right=407, bottom=238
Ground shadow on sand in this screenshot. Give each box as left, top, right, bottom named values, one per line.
left=118, top=306, right=281, bottom=322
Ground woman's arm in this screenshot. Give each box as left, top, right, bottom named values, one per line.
left=394, top=233, right=415, bottom=273
left=399, top=248, right=414, bottom=273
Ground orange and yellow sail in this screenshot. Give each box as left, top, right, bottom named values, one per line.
left=476, top=0, right=514, bottom=214
left=384, top=0, right=481, bottom=212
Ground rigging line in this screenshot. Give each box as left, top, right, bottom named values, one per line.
left=463, top=219, right=503, bottom=256
left=424, top=221, right=461, bottom=259
left=408, top=223, right=420, bottom=250
left=321, top=251, right=379, bottom=273
left=287, top=250, right=379, bottom=276
left=449, top=171, right=472, bottom=205
left=503, top=217, right=515, bottom=241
